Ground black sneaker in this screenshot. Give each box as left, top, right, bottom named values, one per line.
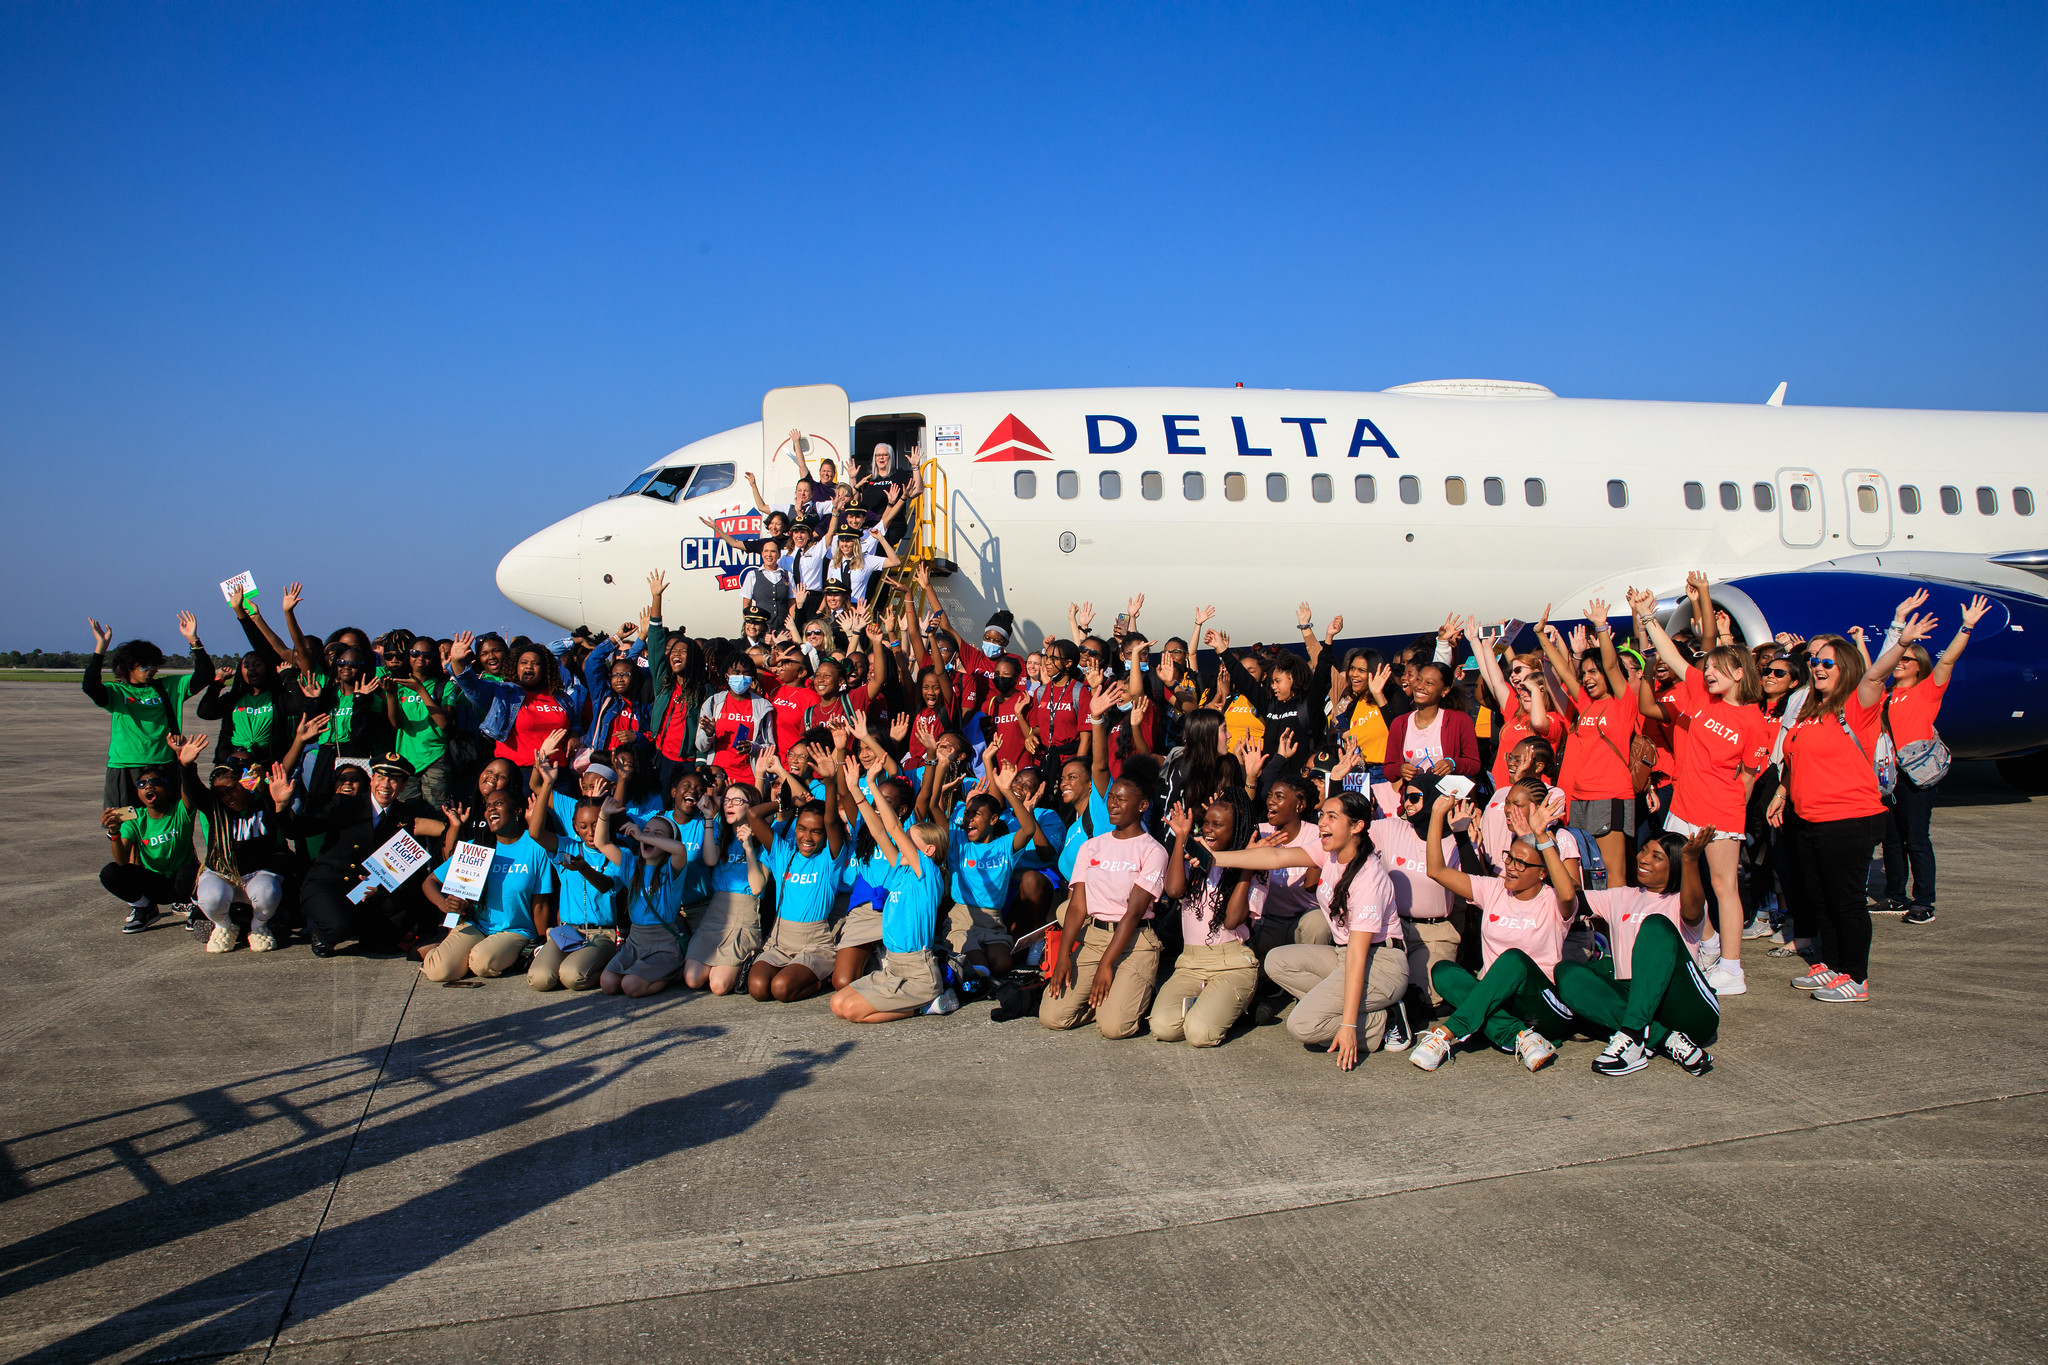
left=121, top=904, right=159, bottom=934
left=1381, top=1001, right=1412, bottom=1053
left=1874, top=899, right=1909, bottom=916
left=1251, top=991, right=1286, bottom=1027
left=1903, top=904, right=1937, bottom=925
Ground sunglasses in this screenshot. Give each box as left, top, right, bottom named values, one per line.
left=1764, top=666, right=1793, bottom=679
left=407, top=647, right=434, bottom=657
left=1809, top=657, right=1838, bottom=670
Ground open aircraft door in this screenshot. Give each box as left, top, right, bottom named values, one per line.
left=761, top=384, right=849, bottom=507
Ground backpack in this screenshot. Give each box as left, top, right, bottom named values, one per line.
left=1836, top=713, right=1897, bottom=799
left=1882, top=696, right=1952, bottom=789
left=1558, top=825, right=1610, bottom=891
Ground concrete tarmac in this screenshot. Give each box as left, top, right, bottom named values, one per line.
left=2, top=681, right=2044, bottom=1364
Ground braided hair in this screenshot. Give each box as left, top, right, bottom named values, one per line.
left=1181, top=785, right=1258, bottom=933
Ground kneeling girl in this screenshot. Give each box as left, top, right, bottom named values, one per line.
left=1146, top=788, right=1260, bottom=1048
left=830, top=752, right=950, bottom=1022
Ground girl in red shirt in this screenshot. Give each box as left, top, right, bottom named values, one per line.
left=1629, top=587, right=1770, bottom=995
left=1766, top=609, right=1937, bottom=1003
left=1880, top=593, right=1990, bottom=922
left=1537, top=603, right=1641, bottom=887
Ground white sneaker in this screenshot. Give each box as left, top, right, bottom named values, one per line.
left=921, top=988, right=961, bottom=1016
left=247, top=927, right=279, bottom=953
left=205, top=923, right=240, bottom=954
left=1380, top=1001, right=1413, bottom=1053
left=1409, top=1025, right=1455, bottom=1072
left=1742, top=918, right=1775, bottom=940
left=1591, top=1030, right=1648, bottom=1076
left=1705, top=960, right=1747, bottom=996
left=1515, top=1028, right=1557, bottom=1072
left=1698, top=933, right=1723, bottom=972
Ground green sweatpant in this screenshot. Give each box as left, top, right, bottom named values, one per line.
left=1432, top=949, right=1576, bottom=1052
left=1553, top=914, right=1721, bottom=1050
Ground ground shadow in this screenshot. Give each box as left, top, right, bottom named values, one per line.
left=2, top=990, right=852, bottom=1363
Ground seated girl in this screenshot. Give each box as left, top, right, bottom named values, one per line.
left=830, top=753, right=950, bottom=1022
left=1208, top=790, right=1409, bottom=1067
left=1555, top=828, right=1718, bottom=1076
left=744, top=744, right=851, bottom=1003
left=832, top=770, right=916, bottom=990
left=420, top=788, right=559, bottom=983
left=180, top=741, right=291, bottom=953
left=99, top=741, right=204, bottom=935
left=1146, top=788, right=1260, bottom=1048
left=600, top=803, right=705, bottom=998
left=525, top=763, right=624, bottom=991
left=939, top=760, right=1053, bottom=980
left=1411, top=796, right=1580, bottom=1073
left=1041, top=771, right=1169, bottom=1040
left=1001, top=764, right=1068, bottom=937
left=683, top=782, right=768, bottom=994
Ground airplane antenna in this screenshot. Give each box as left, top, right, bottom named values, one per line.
left=1765, top=381, right=1787, bottom=407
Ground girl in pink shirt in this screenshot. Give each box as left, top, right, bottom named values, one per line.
left=1042, top=774, right=1170, bottom=1039
left=1410, top=797, right=1580, bottom=1073
left=1147, top=787, right=1261, bottom=1048
left=1208, top=791, right=1411, bottom=1070
left=1554, top=828, right=1719, bottom=1077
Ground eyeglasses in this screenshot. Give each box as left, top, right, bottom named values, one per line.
left=1503, top=856, right=1539, bottom=873
left=1809, top=657, right=1838, bottom=670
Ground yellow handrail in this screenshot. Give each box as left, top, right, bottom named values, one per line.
left=908, top=457, right=949, bottom=563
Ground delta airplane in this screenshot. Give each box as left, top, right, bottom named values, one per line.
left=498, top=380, right=2048, bottom=780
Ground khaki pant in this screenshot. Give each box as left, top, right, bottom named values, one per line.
left=1148, top=940, right=1260, bottom=1047
left=1402, top=917, right=1461, bottom=1006
left=423, top=926, right=529, bottom=982
left=1252, top=911, right=1334, bottom=962
left=1267, top=940, right=1411, bottom=1049
left=528, top=927, right=620, bottom=991
left=1040, top=920, right=1163, bottom=1039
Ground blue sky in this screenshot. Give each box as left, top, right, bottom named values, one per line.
left=3, top=2, right=2042, bottom=650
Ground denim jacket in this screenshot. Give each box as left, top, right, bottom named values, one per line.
left=451, top=666, right=524, bottom=744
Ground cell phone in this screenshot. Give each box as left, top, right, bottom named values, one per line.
left=1115, top=614, right=1129, bottom=631
left=108, top=805, right=137, bottom=822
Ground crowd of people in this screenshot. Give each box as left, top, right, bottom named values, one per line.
left=83, top=527, right=1984, bottom=1075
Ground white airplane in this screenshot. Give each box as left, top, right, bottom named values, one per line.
left=498, top=379, right=2048, bottom=773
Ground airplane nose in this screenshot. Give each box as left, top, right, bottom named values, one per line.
left=496, top=512, right=583, bottom=627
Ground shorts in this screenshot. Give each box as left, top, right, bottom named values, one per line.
left=836, top=900, right=886, bottom=950
left=1569, top=797, right=1636, bottom=841
left=946, top=903, right=1013, bottom=956
left=686, top=890, right=762, bottom=968
left=850, top=948, right=942, bottom=1013
left=1661, top=813, right=1745, bottom=842
left=607, top=922, right=685, bottom=984
left=757, top=915, right=837, bottom=979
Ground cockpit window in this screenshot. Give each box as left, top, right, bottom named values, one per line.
left=639, top=466, right=695, bottom=502
left=684, top=463, right=736, bottom=500
left=618, top=470, right=659, bottom=498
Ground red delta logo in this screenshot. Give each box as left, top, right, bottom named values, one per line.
left=974, top=414, right=1054, bottom=462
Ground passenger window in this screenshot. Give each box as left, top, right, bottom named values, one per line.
left=1940, top=485, right=1961, bottom=515
left=1683, top=481, right=1704, bottom=511
left=1057, top=470, right=1079, bottom=500
left=1013, top=470, right=1037, bottom=499
left=1399, top=475, right=1420, bottom=505
left=1607, top=479, right=1629, bottom=509
left=1524, top=478, right=1545, bottom=507
left=1483, top=476, right=1504, bottom=506
left=2016, top=487, right=2036, bottom=516
left=1977, top=486, right=1998, bottom=515
left=1141, top=471, right=1163, bottom=501
left=1311, top=473, right=1332, bottom=503
left=1355, top=474, right=1376, bottom=503
left=1444, top=476, right=1466, bottom=506
left=1224, top=473, right=1246, bottom=502
left=1857, top=484, right=1880, bottom=514
left=1183, top=471, right=1205, bottom=501
left=640, top=466, right=695, bottom=502
left=1266, top=473, right=1287, bottom=502
left=1720, top=482, right=1740, bottom=511
left=1789, top=484, right=1811, bottom=513
left=1100, top=470, right=1122, bottom=500
left=684, top=463, right=735, bottom=500
left=1899, top=484, right=1921, bottom=514
left=1753, top=482, right=1775, bottom=512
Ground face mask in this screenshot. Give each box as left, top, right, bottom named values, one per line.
left=980, top=641, right=1003, bottom=659
left=727, top=675, right=751, bottom=695
left=993, top=674, right=1017, bottom=694
left=1138, top=662, right=1150, bottom=672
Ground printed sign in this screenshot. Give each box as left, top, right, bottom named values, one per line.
left=347, top=829, right=431, bottom=903
left=440, top=840, right=496, bottom=900
left=681, top=524, right=762, bottom=593
left=933, top=423, right=963, bottom=456
left=219, top=570, right=258, bottom=605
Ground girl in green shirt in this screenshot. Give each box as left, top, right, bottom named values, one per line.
left=98, top=733, right=208, bottom=934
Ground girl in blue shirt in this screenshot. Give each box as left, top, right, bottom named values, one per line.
left=744, top=743, right=850, bottom=1002
left=682, top=782, right=767, bottom=995
left=942, top=760, right=1053, bottom=980
left=830, top=752, right=950, bottom=1023
left=421, top=788, right=559, bottom=984
left=524, top=763, right=624, bottom=991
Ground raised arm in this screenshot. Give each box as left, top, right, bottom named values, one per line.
left=526, top=764, right=563, bottom=854
left=1425, top=797, right=1477, bottom=901
left=1535, top=617, right=1583, bottom=702
left=1587, top=599, right=1630, bottom=700
left=279, top=582, right=321, bottom=674
left=1858, top=609, right=1938, bottom=707
left=1931, top=595, right=1992, bottom=686
left=1677, top=826, right=1711, bottom=926
left=994, top=763, right=1050, bottom=857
